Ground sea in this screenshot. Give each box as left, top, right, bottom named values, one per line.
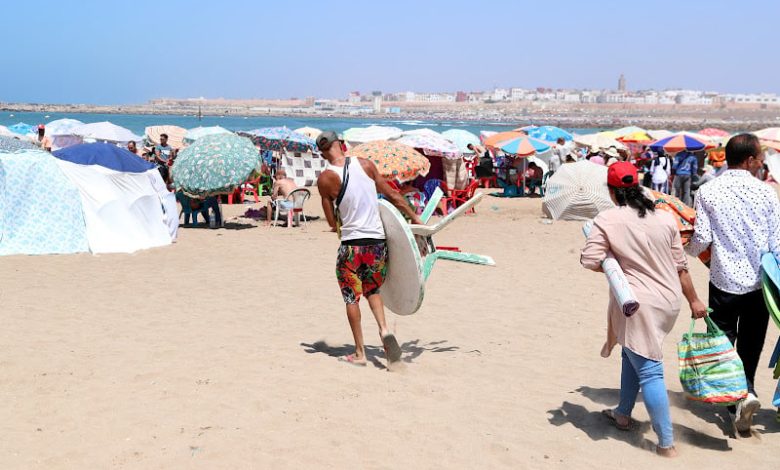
left=0, top=111, right=600, bottom=137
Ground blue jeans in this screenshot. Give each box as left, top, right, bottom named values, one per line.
left=616, top=347, right=674, bottom=448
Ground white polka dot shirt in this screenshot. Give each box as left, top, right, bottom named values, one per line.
left=686, top=170, right=780, bottom=294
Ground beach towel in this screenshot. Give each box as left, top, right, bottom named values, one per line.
left=678, top=317, right=748, bottom=405
left=582, top=221, right=640, bottom=316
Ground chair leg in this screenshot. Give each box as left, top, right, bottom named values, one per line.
left=227, top=194, right=233, bottom=204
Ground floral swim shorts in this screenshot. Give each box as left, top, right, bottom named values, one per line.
left=336, top=242, right=388, bottom=304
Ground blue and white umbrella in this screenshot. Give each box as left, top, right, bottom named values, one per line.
left=525, top=125, right=573, bottom=143
left=442, top=129, right=480, bottom=154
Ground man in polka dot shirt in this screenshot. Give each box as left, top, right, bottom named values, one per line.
left=686, top=133, right=780, bottom=433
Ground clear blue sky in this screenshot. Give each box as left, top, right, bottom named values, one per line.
left=1, top=0, right=777, bottom=104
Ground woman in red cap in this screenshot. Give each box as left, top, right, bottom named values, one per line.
left=581, top=162, right=708, bottom=457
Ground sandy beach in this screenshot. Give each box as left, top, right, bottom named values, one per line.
left=1, top=191, right=778, bottom=469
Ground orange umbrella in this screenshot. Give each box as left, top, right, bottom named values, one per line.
left=349, top=140, right=430, bottom=183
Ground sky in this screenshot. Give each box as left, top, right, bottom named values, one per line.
left=1, top=0, right=778, bottom=104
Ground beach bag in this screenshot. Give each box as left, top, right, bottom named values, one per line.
left=678, top=317, right=748, bottom=405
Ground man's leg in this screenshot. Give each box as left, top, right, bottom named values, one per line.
left=673, top=176, right=682, bottom=199
left=366, top=294, right=391, bottom=338
left=709, top=282, right=740, bottom=413
left=737, top=290, right=771, bottom=396
left=681, top=176, right=692, bottom=207
left=345, top=303, right=366, bottom=361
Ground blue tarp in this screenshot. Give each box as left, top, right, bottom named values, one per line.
left=0, top=150, right=89, bottom=255
left=53, top=142, right=155, bottom=173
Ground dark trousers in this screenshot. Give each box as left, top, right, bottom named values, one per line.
left=708, top=283, right=770, bottom=397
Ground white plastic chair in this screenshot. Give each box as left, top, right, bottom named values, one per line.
left=273, top=188, right=311, bottom=228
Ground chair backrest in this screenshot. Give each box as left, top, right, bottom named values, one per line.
left=287, top=188, right=311, bottom=208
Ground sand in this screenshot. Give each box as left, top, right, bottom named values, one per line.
left=1, top=191, right=778, bottom=469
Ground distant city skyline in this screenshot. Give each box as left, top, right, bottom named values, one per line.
left=1, top=0, right=778, bottom=104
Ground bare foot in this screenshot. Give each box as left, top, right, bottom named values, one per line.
left=656, top=446, right=677, bottom=458
left=338, top=354, right=367, bottom=367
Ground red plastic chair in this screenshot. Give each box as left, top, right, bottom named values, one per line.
left=450, top=180, right=480, bottom=214
left=227, top=176, right=261, bottom=204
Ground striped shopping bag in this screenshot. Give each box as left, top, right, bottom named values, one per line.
left=678, top=317, right=748, bottom=405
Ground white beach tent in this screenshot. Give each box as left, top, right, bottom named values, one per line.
left=542, top=160, right=614, bottom=221
left=52, top=143, right=176, bottom=253
left=73, top=121, right=141, bottom=144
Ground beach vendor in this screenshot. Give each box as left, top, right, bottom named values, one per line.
left=581, top=162, right=707, bottom=458
left=686, top=134, right=780, bottom=432
left=316, top=131, right=423, bottom=367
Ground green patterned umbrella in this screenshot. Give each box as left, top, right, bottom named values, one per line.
left=172, top=134, right=261, bottom=197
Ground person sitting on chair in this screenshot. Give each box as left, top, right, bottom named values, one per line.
left=267, top=168, right=298, bottom=223
left=524, top=162, right=544, bottom=196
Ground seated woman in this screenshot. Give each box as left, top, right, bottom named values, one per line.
left=176, top=192, right=222, bottom=227
left=398, top=180, right=426, bottom=214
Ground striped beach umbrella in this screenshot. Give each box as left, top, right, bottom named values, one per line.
left=649, top=133, right=713, bottom=153
left=349, top=140, right=430, bottom=183
left=172, top=134, right=262, bottom=197
left=493, top=134, right=551, bottom=157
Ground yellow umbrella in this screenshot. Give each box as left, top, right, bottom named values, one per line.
left=619, top=131, right=653, bottom=143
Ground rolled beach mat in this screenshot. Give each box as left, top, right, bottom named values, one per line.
left=583, top=221, right=641, bottom=317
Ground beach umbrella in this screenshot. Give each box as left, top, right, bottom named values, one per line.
left=401, top=128, right=441, bottom=137
left=618, top=130, right=653, bottom=143
left=0, top=125, right=14, bottom=137
left=542, top=161, right=614, bottom=221
left=441, top=129, right=480, bottom=153
left=396, top=132, right=462, bottom=159
left=184, top=126, right=232, bottom=143
left=699, top=128, right=730, bottom=138
left=292, top=126, right=322, bottom=139
left=145, top=125, right=187, bottom=149
left=611, top=126, right=647, bottom=138
left=483, top=131, right=524, bottom=148
left=755, top=127, right=780, bottom=142
left=239, top=127, right=316, bottom=153
left=8, top=122, right=35, bottom=135
left=343, top=125, right=403, bottom=144
left=573, top=133, right=626, bottom=151
left=74, top=121, right=141, bottom=143
left=525, top=125, right=573, bottom=143
left=647, top=129, right=673, bottom=141
left=349, top=140, right=430, bottom=182
left=172, top=134, right=262, bottom=197
left=649, top=133, right=713, bottom=153
left=0, top=136, right=38, bottom=152
left=45, top=118, right=84, bottom=136
left=492, top=134, right=551, bottom=157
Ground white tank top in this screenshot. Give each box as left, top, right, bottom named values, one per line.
left=328, top=158, right=385, bottom=242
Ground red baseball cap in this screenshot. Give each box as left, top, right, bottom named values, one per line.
left=607, top=161, right=638, bottom=188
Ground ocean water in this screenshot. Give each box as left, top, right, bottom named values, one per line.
left=0, top=111, right=600, bottom=137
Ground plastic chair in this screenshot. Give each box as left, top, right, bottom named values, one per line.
left=423, top=179, right=453, bottom=216
left=273, top=188, right=311, bottom=228
left=176, top=192, right=221, bottom=227
left=450, top=180, right=480, bottom=214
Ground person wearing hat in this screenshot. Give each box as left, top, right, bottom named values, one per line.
left=316, top=131, right=423, bottom=367
left=604, top=146, right=621, bottom=166
left=581, top=162, right=707, bottom=458
left=35, top=124, right=52, bottom=152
